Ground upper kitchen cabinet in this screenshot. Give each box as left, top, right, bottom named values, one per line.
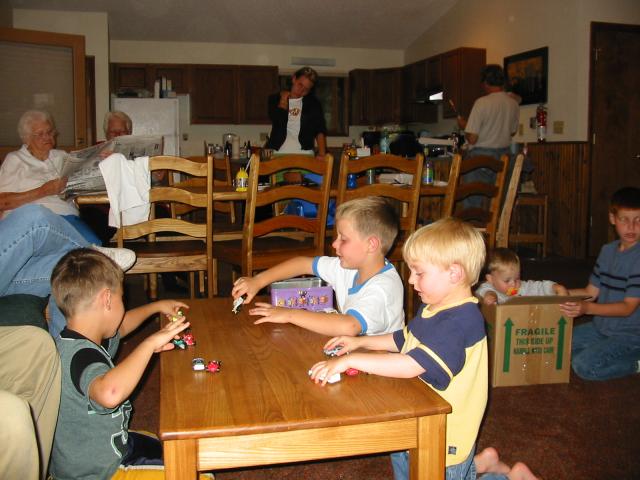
left=192, top=65, right=276, bottom=124
left=110, top=63, right=190, bottom=94
left=370, top=68, right=403, bottom=125
left=349, top=69, right=371, bottom=125
left=236, top=66, right=278, bottom=124
left=402, top=60, right=437, bottom=124
left=440, top=48, right=486, bottom=118
left=349, top=67, right=402, bottom=125
left=191, top=65, right=236, bottom=124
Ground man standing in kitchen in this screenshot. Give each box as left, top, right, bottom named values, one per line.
left=266, top=66, right=327, bottom=162
left=456, top=64, right=520, bottom=207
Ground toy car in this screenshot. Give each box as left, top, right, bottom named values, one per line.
left=192, top=357, right=205, bottom=371
left=323, top=345, right=343, bottom=357
left=206, top=360, right=222, bottom=373
left=232, top=295, right=245, bottom=314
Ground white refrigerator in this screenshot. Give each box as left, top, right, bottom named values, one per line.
left=111, top=97, right=180, bottom=156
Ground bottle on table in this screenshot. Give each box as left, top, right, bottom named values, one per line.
left=235, top=167, right=248, bottom=192
left=422, top=159, right=434, bottom=185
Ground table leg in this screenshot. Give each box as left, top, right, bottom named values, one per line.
left=163, top=438, right=197, bottom=480
left=409, top=414, right=447, bottom=480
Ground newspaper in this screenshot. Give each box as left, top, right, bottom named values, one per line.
left=63, top=135, right=163, bottom=196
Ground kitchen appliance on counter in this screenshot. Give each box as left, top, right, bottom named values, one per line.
left=417, top=136, right=455, bottom=157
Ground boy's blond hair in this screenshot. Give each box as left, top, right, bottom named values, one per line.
left=51, top=249, right=123, bottom=319
left=403, top=218, right=486, bottom=286
left=335, top=196, right=398, bottom=255
left=486, top=248, right=520, bottom=274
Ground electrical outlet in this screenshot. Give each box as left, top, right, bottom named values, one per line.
left=553, top=121, right=564, bottom=134
left=260, top=132, right=268, bottom=142
left=518, top=123, right=524, bottom=136
left=182, top=133, right=189, bottom=141
left=529, top=117, right=536, bottom=129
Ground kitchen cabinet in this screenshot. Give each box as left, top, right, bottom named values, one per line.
left=440, top=48, right=486, bottom=118
left=191, top=65, right=277, bottom=124
left=110, top=63, right=190, bottom=94
left=190, top=65, right=237, bottom=124
left=236, top=66, right=278, bottom=124
left=111, top=63, right=277, bottom=124
left=349, top=69, right=372, bottom=125
left=401, top=60, right=437, bottom=124
left=349, top=67, right=402, bottom=125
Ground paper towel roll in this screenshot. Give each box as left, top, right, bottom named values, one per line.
left=232, top=136, right=240, bottom=159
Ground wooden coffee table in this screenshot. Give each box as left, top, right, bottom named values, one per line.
left=159, top=298, right=451, bottom=479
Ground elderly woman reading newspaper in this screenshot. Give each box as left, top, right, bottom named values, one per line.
left=0, top=110, right=101, bottom=244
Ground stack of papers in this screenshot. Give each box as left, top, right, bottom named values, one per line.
left=378, top=173, right=414, bottom=185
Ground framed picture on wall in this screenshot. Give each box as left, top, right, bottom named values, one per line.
left=503, top=47, right=548, bottom=105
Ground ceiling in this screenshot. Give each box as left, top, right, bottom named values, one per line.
left=9, top=0, right=459, bottom=49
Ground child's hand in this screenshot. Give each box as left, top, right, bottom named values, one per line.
left=309, top=357, right=349, bottom=386
left=232, top=276, right=260, bottom=304
left=146, top=316, right=190, bottom=353
left=154, top=300, right=189, bottom=321
left=249, top=302, right=294, bottom=325
left=554, top=283, right=569, bottom=296
left=324, top=335, right=361, bottom=355
left=483, top=292, right=498, bottom=305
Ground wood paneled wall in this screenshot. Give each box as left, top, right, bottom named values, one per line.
left=524, top=142, right=590, bottom=258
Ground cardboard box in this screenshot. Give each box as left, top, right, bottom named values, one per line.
left=482, top=296, right=581, bottom=387
left=270, top=277, right=334, bottom=312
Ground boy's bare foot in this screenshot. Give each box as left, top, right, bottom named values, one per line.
left=475, top=447, right=510, bottom=475
left=510, top=462, right=540, bottom=480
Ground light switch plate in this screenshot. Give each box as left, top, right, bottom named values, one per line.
left=553, top=121, right=564, bottom=134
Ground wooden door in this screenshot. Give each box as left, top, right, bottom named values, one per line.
left=589, top=22, right=640, bottom=256
left=0, top=27, right=87, bottom=161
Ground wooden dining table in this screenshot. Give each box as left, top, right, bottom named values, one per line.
left=160, top=297, right=451, bottom=479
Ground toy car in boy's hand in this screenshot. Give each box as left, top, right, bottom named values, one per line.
left=232, top=295, right=246, bottom=314
left=323, top=345, right=343, bottom=357
left=172, top=338, right=187, bottom=349
left=345, top=367, right=359, bottom=376
left=169, top=309, right=185, bottom=322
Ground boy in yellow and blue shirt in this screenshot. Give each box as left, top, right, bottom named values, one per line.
left=310, top=217, right=488, bottom=479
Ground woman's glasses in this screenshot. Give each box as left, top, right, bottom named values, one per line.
left=31, top=129, right=58, bottom=139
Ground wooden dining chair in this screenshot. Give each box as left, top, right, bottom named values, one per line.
left=178, top=154, right=237, bottom=226
left=450, top=153, right=509, bottom=249
left=335, top=152, right=424, bottom=319
left=115, top=155, right=214, bottom=299
left=496, top=153, right=525, bottom=248
left=213, top=153, right=333, bottom=279
left=440, top=153, right=463, bottom=218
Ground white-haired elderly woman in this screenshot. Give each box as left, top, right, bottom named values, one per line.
left=0, top=110, right=101, bottom=244
left=103, top=110, right=132, bottom=140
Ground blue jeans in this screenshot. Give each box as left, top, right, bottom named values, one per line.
left=572, top=322, right=640, bottom=380
left=391, top=446, right=484, bottom=480
left=0, top=205, right=89, bottom=337
left=62, top=214, right=102, bottom=245
left=462, top=147, right=511, bottom=210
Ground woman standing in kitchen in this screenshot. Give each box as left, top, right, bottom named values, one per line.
left=266, top=66, right=327, bottom=161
